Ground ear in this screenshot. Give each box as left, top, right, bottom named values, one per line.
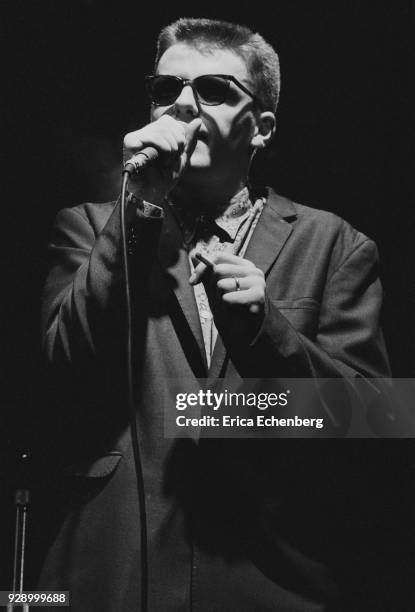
left=250, top=112, right=276, bottom=150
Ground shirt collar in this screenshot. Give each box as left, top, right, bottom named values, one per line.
left=170, top=186, right=253, bottom=245
left=212, top=187, right=253, bottom=240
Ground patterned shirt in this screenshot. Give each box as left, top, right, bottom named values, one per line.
left=172, top=187, right=265, bottom=367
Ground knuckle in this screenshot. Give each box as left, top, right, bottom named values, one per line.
left=175, top=122, right=187, bottom=136
left=123, top=133, right=135, bottom=148
left=159, top=114, right=173, bottom=125
left=242, top=258, right=255, bottom=268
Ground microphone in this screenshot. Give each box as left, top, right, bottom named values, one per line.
left=123, top=146, right=159, bottom=175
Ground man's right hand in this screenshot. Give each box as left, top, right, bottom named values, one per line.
left=123, top=115, right=202, bottom=206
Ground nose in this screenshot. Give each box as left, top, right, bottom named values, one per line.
left=173, top=83, right=200, bottom=118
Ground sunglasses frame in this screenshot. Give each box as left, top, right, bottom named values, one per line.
left=145, top=74, right=260, bottom=107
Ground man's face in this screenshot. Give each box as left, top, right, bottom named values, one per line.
left=151, top=43, right=261, bottom=186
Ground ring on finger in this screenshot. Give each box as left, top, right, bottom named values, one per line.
left=233, top=277, right=241, bottom=291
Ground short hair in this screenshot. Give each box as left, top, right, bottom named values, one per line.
left=155, top=18, right=280, bottom=113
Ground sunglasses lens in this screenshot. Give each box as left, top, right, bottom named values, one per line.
left=147, top=75, right=230, bottom=106
left=150, top=76, right=181, bottom=105
left=196, top=76, right=229, bottom=105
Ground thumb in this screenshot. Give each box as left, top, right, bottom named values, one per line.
left=183, top=118, right=202, bottom=160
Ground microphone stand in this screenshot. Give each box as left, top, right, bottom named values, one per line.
left=8, top=452, right=30, bottom=612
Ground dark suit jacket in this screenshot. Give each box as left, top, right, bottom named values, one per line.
left=37, top=188, right=390, bottom=611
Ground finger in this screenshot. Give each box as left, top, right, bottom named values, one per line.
left=213, top=263, right=259, bottom=279
left=212, top=252, right=254, bottom=266
left=183, top=118, right=202, bottom=160
left=216, top=277, right=248, bottom=293
left=124, top=132, right=175, bottom=157
left=123, top=132, right=144, bottom=158
left=123, top=118, right=186, bottom=155
left=152, top=134, right=184, bottom=168
left=156, top=118, right=187, bottom=150
left=155, top=130, right=182, bottom=153
left=189, top=261, right=212, bottom=285
left=158, top=114, right=186, bottom=131
left=222, top=286, right=265, bottom=306
left=191, top=261, right=249, bottom=285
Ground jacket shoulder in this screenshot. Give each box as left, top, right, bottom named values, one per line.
left=266, top=188, right=378, bottom=276
left=267, top=188, right=373, bottom=249
left=56, top=201, right=117, bottom=237
left=293, top=201, right=377, bottom=266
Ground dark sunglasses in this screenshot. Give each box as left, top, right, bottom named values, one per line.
left=145, top=74, right=259, bottom=107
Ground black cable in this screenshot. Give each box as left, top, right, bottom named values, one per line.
left=120, top=171, right=148, bottom=612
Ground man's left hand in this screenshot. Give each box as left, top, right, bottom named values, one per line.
left=189, top=252, right=266, bottom=315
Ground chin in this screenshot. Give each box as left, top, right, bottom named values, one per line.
left=187, top=152, right=211, bottom=171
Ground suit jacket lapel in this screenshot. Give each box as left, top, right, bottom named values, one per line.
left=243, top=189, right=296, bottom=276
left=208, top=189, right=297, bottom=378
left=156, top=190, right=297, bottom=379
left=158, top=204, right=208, bottom=374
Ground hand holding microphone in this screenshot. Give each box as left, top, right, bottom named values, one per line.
left=123, top=115, right=202, bottom=206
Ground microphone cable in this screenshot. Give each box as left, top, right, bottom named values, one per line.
left=120, top=170, right=148, bottom=612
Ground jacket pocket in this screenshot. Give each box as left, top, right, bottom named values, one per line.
left=271, top=297, right=320, bottom=310
left=270, top=298, right=320, bottom=338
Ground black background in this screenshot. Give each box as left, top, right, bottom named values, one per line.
left=1, top=0, right=414, bottom=601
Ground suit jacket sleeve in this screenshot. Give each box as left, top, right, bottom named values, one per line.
left=42, top=199, right=163, bottom=378
left=223, top=235, right=390, bottom=380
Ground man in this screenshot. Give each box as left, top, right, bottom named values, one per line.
left=39, top=18, right=390, bottom=611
